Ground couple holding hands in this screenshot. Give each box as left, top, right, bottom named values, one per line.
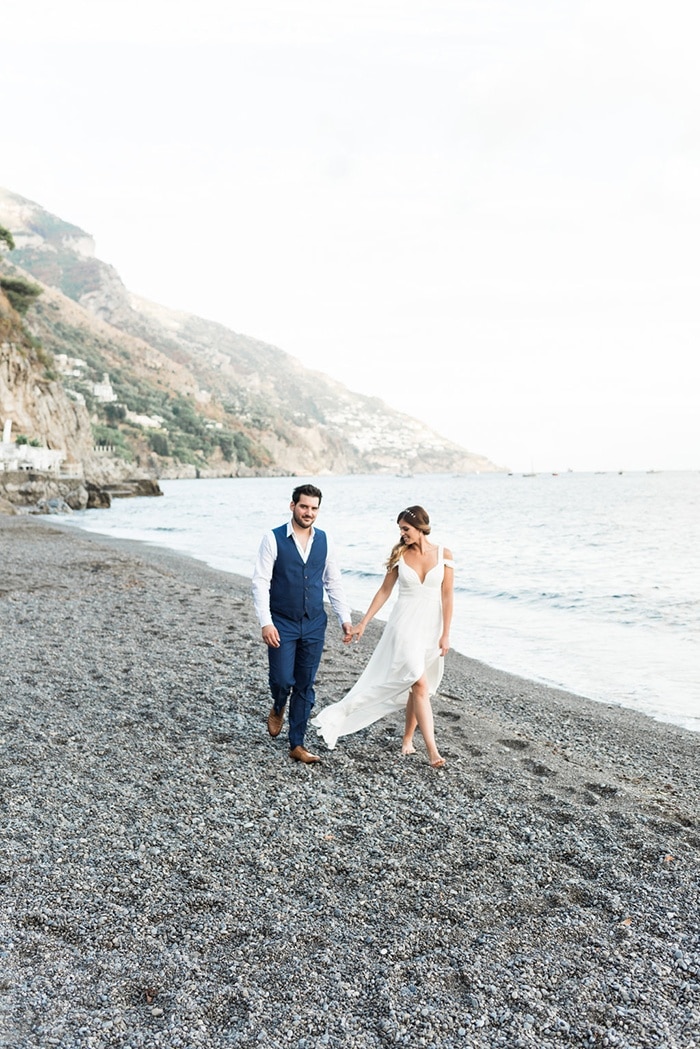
left=252, top=484, right=454, bottom=768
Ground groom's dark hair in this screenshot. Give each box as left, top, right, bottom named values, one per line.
left=292, top=483, right=323, bottom=504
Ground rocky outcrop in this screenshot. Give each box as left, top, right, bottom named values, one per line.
left=102, top=478, right=163, bottom=499
left=0, top=470, right=164, bottom=514
left=0, top=470, right=92, bottom=512
left=0, top=494, right=18, bottom=515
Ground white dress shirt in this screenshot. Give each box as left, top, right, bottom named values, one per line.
left=252, top=519, right=352, bottom=629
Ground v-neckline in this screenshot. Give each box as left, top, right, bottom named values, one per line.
left=403, top=554, right=440, bottom=585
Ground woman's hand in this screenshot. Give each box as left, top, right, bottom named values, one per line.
left=438, top=633, right=450, bottom=656
left=343, top=622, right=366, bottom=644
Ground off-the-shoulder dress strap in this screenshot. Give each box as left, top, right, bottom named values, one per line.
left=439, top=545, right=455, bottom=569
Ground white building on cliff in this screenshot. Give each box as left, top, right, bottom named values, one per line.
left=0, top=419, right=65, bottom=473
left=93, top=373, right=118, bottom=403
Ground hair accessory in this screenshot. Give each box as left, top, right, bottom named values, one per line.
left=402, top=508, right=416, bottom=520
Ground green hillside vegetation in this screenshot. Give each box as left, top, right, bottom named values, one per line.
left=2, top=217, right=265, bottom=473
left=2, top=189, right=501, bottom=478
left=1, top=225, right=41, bottom=318
left=7, top=212, right=345, bottom=459
left=1, top=227, right=56, bottom=381
left=0, top=275, right=42, bottom=316
left=29, top=294, right=269, bottom=473
left=1, top=213, right=102, bottom=300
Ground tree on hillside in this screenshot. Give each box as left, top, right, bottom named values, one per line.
left=0, top=225, right=15, bottom=251
left=0, top=276, right=42, bottom=315
left=0, top=223, right=42, bottom=314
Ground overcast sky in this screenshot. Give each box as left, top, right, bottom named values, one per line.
left=2, top=0, right=699, bottom=472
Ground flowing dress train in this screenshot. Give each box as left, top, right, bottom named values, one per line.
left=311, top=546, right=453, bottom=749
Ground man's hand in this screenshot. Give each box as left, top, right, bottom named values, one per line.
left=341, top=622, right=353, bottom=644
left=343, top=622, right=365, bottom=644
left=262, top=625, right=281, bottom=648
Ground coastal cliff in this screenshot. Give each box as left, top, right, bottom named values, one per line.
left=0, top=318, right=92, bottom=467
left=0, top=187, right=502, bottom=489
left=0, top=267, right=164, bottom=511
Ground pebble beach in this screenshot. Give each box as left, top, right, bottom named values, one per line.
left=1, top=515, right=698, bottom=1049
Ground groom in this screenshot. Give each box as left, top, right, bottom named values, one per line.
left=252, top=484, right=352, bottom=763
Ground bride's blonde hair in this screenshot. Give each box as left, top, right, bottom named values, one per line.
left=386, top=505, right=431, bottom=571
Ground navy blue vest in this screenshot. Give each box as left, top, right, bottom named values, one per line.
left=269, top=524, right=328, bottom=623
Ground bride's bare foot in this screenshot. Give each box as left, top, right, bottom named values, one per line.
left=429, top=753, right=446, bottom=768
left=401, top=740, right=417, bottom=756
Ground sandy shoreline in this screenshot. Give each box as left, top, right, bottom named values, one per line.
left=1, top=515, right=698, bottom=1048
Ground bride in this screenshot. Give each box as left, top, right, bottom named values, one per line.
left=311, top=505, right=453, bottom=767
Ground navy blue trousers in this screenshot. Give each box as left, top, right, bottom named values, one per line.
left=268, top=611, right=327, bottom=749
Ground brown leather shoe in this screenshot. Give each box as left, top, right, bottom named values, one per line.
left=267, top=707, right=284, bottom=737
left=289, top=745, right=321, bottom=764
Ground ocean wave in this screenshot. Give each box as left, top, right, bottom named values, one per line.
left=342, top=569, right=384, bottom=582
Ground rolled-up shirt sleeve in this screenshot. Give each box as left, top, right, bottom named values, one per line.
left=323, top=535, right=352, bottom=627
left=252, top=530, right=277, bottom=628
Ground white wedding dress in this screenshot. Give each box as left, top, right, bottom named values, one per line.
left=311, top=546, right=453, bottom=750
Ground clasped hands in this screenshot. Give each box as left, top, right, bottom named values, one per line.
left=262, top=623, right=367, bottom=648
left=342, top=622, right=366, bottom=645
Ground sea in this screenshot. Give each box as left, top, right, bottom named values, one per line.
left=54, top=471, right=700, bottom=735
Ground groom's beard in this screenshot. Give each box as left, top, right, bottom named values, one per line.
left=293, top=511, right=315, bottom=530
